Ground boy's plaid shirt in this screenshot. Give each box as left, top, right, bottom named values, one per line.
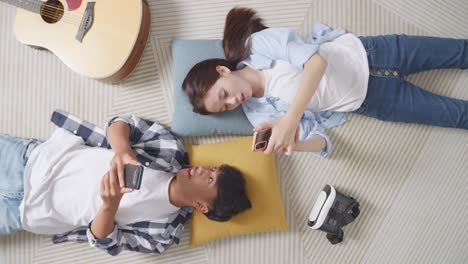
left=49, top=110, right=192, bottom=256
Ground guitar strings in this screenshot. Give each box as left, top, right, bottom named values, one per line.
left=23, top=0, right=143, bottom=36
left=32, top=11, right=81, bottom=25
left=22, top=0, right=83, bottom=24
left=25, top=0, right=83, bottom=16
left=37, top=10, right=80, bottom=24
left=16, top=0, right=141, bottom=39
left=21, top=3, right=81, bottom=25
left=30, top=0, right=83, bottom=22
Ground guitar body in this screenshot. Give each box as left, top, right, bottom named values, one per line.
left=13, top=0, right=150, bottom=82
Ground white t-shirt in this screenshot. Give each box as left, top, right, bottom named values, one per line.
left=20, top=128, right=179, bottom=235
left=262, top=33, right=369, bottom=112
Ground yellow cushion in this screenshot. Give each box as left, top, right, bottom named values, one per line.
left=184, top=137, right=289, bottom=246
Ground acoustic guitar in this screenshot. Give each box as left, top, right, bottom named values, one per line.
left=1, top=0, right=151, bottom=82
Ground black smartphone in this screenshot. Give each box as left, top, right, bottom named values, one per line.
left=124, top=164, right=144, bottom=190
left=252, top=128, right=272, bottom=152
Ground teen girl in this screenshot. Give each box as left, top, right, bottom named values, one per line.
left=182, top=7, right=468, bottom=156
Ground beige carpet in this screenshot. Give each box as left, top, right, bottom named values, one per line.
left=1, top=0, right=467, bottom=263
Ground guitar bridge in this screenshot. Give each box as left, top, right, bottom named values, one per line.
left=75, top=2, right=95, bottom=43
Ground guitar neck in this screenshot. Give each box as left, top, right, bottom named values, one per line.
left=1, top=0, right=41, bottom=14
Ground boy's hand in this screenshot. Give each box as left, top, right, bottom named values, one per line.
left=100, top=170, right=133, bottom=209
left=110, top=150, right=140, bottom=188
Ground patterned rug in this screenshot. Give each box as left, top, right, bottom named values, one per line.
left=1, top=0, right=467, bottom=263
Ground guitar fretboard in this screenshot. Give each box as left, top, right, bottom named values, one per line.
left=0, top=0, right=42, bottom=14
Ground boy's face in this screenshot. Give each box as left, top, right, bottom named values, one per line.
left=176, top=166, right=220, bottom=212
left=203, top=66, right=252, bottom=113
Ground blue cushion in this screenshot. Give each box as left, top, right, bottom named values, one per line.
left=171, top=39, right=253, bottom=136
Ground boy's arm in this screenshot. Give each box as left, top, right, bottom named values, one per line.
left=86, top=208, right=191, bottom=256
left=106, top=115, right=187, bottom=173
left=90, top=119, right=148, bottom=239
left=87, top=117, right=191, bottom=255
left=90, top=169, right=132, bottom=239
left=107, top=120, right=133, bottom=159
left=89, top=204, right=118, bottom=239
left=91, top=121, right=139, bottom=239
left=107, top=120, right=141, bottom=188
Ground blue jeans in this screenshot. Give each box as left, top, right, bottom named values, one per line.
left=356, top=35, right=468, bottom=128
left=0, top=134, right=40, bottom=235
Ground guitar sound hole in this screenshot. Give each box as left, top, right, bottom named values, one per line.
left=40, top=0, right=64, bottom=24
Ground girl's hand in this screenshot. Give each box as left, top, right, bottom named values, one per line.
left=110, top=150, right=141, bottom=188
left=100, top=170, right=133, bottom=210
left=254, top=115, right=299, bottom=155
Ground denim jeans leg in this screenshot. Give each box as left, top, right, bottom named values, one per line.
left=360, top=35, right=468, bottom=75
left=390, top=35, right=467, bottom=75
left=0, top=134, right=40, bottom=235
left=357, top=76, right=468, bottom=128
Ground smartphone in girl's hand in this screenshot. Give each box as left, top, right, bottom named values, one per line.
left=252, top=128, right=272, bottom=152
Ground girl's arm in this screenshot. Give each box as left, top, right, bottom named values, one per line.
left=259, top=54, right=327, bottom=154
left=293, top=135, right=327, bottom=152
left=286, top=54, right=327, bottom=125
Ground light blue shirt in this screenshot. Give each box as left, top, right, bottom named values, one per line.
left=240, top=23, right=347, bottom=157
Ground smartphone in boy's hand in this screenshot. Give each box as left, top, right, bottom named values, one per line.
left=252, top=128, right=272, bottom=152
left=124, top=164, right=144, bottom=190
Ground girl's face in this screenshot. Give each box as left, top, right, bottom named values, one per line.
left=203, top=66, right=252, bottom=113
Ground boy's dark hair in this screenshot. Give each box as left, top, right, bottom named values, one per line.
left=182, top=59, right=236, bottom=115
left=182, top=7, right=267, bottom=115
left=205, top=164, right=252, bottom=222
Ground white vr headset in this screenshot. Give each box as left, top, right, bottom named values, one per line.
left=307, top=184, right=360, bottom=244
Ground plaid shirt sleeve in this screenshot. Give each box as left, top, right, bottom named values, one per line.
left=106, top=115, right=188, bottom=173
left=50, top=110, right=192, bottom=255
left=51, top=110, right=189, bottom=172
left=51, top=110, right=108, bottom=147
left=85, top=207, right=192, bottom=256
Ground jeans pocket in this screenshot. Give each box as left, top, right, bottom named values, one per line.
left=0, top=194, right=23, bottom=235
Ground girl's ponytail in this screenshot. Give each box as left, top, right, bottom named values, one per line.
left=223, top=7, right=267, bottom=66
